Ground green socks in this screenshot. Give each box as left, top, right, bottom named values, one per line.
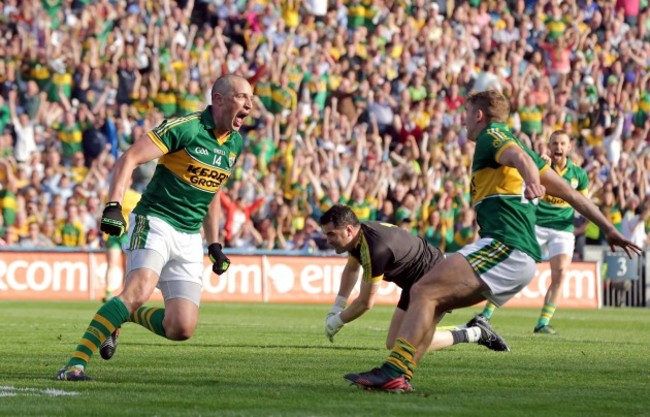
left=128, top=306, right=167, bottom=337
left=481, top=302, right=497, bottom=320
left=383, top=337, right=417, bottom=380
left=67, top=297, right=129, bottom=368
left=536, top=303, right=557, bottom=328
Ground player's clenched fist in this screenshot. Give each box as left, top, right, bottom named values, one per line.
left=208, top=243, right=231, bottom=275
left=100, top=202, right=126, bottom=236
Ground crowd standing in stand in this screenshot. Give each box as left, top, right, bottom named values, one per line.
left=0, top=0, right=649, bottom=258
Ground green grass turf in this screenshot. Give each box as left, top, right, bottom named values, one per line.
left=0, top=301, right=649, bottom=417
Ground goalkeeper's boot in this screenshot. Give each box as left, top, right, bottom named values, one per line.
left=99, top=328, right=120, bottom=360
left=534, top=324, right=557, bottom=335
left=56, top=365, right=91, bottom=381
left=344, top=367, right=413, bottom=392
left=467, top=315, right=510, bottom=352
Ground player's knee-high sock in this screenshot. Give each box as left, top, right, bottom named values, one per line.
left=67, top=297, right=129, bottom=368
left=481, top=302, right=497, bottom=320
left=382, top=337, right=417, bottom=380
left=127, top=306, right=166, bottom=337
left=536, top=303, right=557, bottom=328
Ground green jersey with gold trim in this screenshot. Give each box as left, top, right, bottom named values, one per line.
left=470, top=123, right=549, bottom=261
left=536, top=159, right=588, bottom=232
left=133, top=107, right=243, bottom=233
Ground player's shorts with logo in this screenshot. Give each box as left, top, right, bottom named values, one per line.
left=125, top=214, right=204, bottom=305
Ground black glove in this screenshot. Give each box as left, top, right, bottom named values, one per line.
left=208, top=243, right=230, bottom=275
left=100, top=202, right=126, bottom=236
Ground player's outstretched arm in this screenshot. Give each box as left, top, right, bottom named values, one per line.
left=541, top=168, right=642, bottom=258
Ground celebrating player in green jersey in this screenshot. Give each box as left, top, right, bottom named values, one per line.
left=344, top=90, right=642, bottom=392
left=481, top=130, right=589, bottom=334
left=57, top=74, right=254, bottom=381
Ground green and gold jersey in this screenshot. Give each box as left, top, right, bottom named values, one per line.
left=536, top=159, right=588, bottom=232
left=178, top=93, right=203, bottom=116
left=154, top=90, right=178, bottom=118
left=29, top=61, right=51, bottom=88
left=446, top=225, right=475, bottom=253
left=470, top=123, right=549, bottom=261
left=0, top=188, right=17, bottom=226
left=639, top=90, right=650, bottom=112
left=347, top=0, right=377, bottom=30
left=318, top=194, right=347, bottom=213
left=255, top=81, right=273, bottom=113
left=286, top=65, right=305, bottom=91
left=269, top=83, right=297, bottom=115
left=348, top=221, right=443, bottom=288
left=55, top=220, right=85, bottom=247
left=518, top=105, right=543, bottom=136
left=133, top=107, right=243, bottom=233
left=54, top=122, right=83, bottom=158
left=348, top=199, right=376, bottom=222
left=544, top=17, right=568, bottom=41
left=633, top=90, right=650, bottom=127
left=48, top=72, right=72, bottom=103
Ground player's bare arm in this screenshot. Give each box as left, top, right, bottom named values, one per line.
left=340, top=278, right=381, bottom=324
left=541, top=168, right=642, bottom=257
left=107, top=134, right=164, bottom=203
left=337, top=257, right=361, bottom=301
left=497, top=144, right=545, bottom=200
left=203, top=190, right=222, bottom=244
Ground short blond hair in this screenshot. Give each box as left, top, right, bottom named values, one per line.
left=549, top=130, right=571, bottom=142
left=467, top=90, right=510, bottom=124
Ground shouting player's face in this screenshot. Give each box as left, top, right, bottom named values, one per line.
left=548, top=132, right=571, bottom=166
left=213, top=78, right=253, bottom=133
left=321, top=223, right=356, bottom=254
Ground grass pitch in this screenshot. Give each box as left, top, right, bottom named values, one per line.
left=1, top=301, right=649, bottom=417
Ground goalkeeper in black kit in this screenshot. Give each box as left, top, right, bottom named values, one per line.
left=320, top=205, right=510, bottom=390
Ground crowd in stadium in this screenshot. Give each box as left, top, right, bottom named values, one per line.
left=0, top=0, right=649, bottom=256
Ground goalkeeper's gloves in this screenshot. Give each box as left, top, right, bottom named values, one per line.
left=327, top=295, right=347, bottom=318
left=208, top=243, right=231, bottom=275
left=325, top=312, right=345, bottom=342
left=100, top=202, right=126, bottom=236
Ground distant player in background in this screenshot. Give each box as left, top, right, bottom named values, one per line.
left=480, top=130, right=589, bottom=334
left=321, top=205, right=510, bottom=359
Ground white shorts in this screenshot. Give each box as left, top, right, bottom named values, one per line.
left=126, top=214, right=204, bottom=287
left=535, top=225, right=575, bottom=259
left=458, top=238, right=537, bottom=307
